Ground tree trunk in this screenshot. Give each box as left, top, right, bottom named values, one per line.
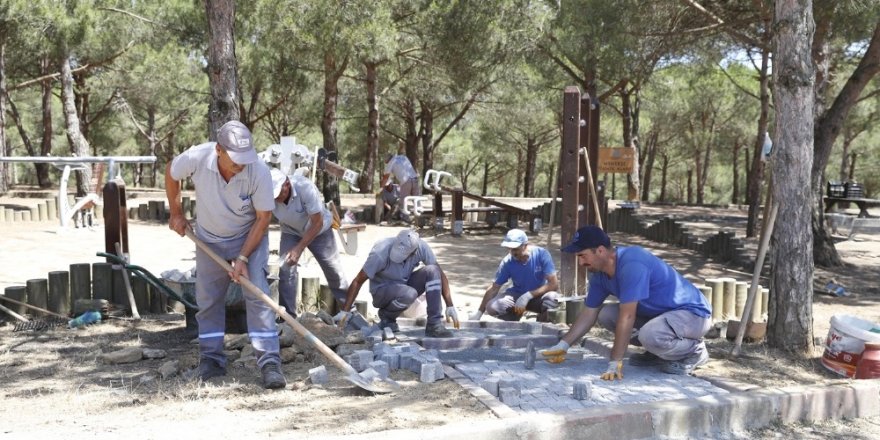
left=321, top=52, right=347, bottom=206
left=641, top=130, right=658, bottom=201
left=402, top=97, right=419, bottom=169
left=481, top=162, right=489, bottom=196
left=686, top=168, right=693, bottom=204
left=620, top=87, right=640, bottom=200
left=73, top=71, right=92, bottom=153
left=768, top=0, right=815, bottom=355
left=746, top=46, right=772, bottom=237
left=60, top=54, right=92, bottom=196
left=0, top=36, right=6, bottom=193
left=524, top=136, right=538, bottom=197
left=419, top=101, right=434, bottom=176
left=204, top=0, right=239, bottom=138
left=658, top=153, right=668, bottom=202
left=731, top=138, right=741, bottom=204
left=811, top=22, right=880, bottom=267
left=360, top=61, right=379, bottom=193
left=36, top=56, right=53, bottom=186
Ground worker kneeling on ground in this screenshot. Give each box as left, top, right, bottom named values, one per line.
left=541, top=226, right=712, bottom=380
left=470, top=229, right=559, bottom=322
left=337, top=229, right=458, bottom=338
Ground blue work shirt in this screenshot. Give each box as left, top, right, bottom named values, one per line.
left=494, top=246, right=556, bottom=295
left=585, top=246, right=711, bottom=319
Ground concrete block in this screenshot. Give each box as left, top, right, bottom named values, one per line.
left=380, top=353, right=400, bottom=370
left=372, top=342, right=392, bottom=356
left=346, top=312, right=370, bottom=330
left=573, top=380, right=592, bottom=400
left=361, top=324, right=381, bottom=338
left=383, top=327, right=395, bottom=340
left=419, top=337, right=488, bottom=350
left=498, top=387, right=520, bottom=406
left=410, top=354, right=430, bottom=373
left=499, top=379, right=521, bottom=393
left=349, top=349, right=374, bottom=372
left=360, top=368, right=380, bottom=383
left=399, top=352, right=416, bottom=371
left=526, top=322, right=543, bottom=335
left=420, top=362, right=441, bottom=383
left=422, top=349, right=439, bottom=359
left=367, top=335, right=383, bottom=346
left=308, top=365, right=328, bottom=385
left=481, top=378, right=500, bottom=396
left=367, top=361, right=390, bottom=379
left=489, top=334, right=557, bottom=349
left=525, top=341, right=536, bottom=370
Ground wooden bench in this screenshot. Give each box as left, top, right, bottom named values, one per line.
left=825, top=196, right=880, bottom=218
left=327, top=202, right=365, bottom=255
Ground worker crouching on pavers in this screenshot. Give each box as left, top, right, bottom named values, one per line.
left=337, top=229, right=459, bottom=338
left=541, top=226, right=712, bottom=379
left=470, top=229, right=560, bottom=322
left=270, top=169, right=349, bottom=315
left=165, top=120, right=286, bottom=389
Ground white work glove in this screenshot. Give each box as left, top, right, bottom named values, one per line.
left=333, top=311, right=351, bottom=329
left=496, top=295, right=515, bottom=311
left=540, top=340, right=570, bottom=364
left=445, top=306, right=460, bottom=329
left=601, top=360, right=624, bottom=381
left=513, top=293, right=533, bottom=314
left=469, top=310, right=483, bottom=321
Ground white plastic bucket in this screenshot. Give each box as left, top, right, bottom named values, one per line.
left=821, top=314, right=880, bottom=377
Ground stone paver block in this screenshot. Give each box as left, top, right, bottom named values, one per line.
left=419, top=337, right=488, bottom=350
left=573, top=380, right=592, bottom=401
left=420, top=362, right=441, bottom=383
left=499, top=387, right=520, bottom=406
left=399, top=352, right=416, bottom=371
left=308, top=365, right=328, bottom=385
left=526, top=322, right=543, bottom=335
left=380, top=353, right=400, bottom=370
left=481, top=377, right=500, bottom=396
left=489, top=335, right=557, bottom=349
left=383, top=327, right=395, bottom=340
left=349, top=349, right=374, bottom=372
left=367, top=360, right=390, bottom=379
left=525, top=342, right=535, bottom=370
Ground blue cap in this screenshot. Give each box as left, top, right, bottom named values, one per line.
left=561, top=226, right=610, bottom=253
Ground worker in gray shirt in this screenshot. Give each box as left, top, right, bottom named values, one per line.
left=382, top=153, right=420, bottom=222
left=337, top=229, right=459, bottom=337
left=270, top=169, right=349, bottom=315
left=165, top=120, right=286, bottom=389
left=379, top=181, right=400, bottom=222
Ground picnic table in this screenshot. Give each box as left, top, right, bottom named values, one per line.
left=824, top=197, right=880, bottom=218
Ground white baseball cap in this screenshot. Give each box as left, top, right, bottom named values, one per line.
left=270, top=168, right=287, bottom=199
left=501, top=229, right=528, bottom=248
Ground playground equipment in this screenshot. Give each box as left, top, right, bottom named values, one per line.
left=258, top=139, right=366, bottom=254
left=0, top=156, right=156, bottom=228
left=409, top=169, right=542, bottom=235
left=259, top=136, right=360, bottom=192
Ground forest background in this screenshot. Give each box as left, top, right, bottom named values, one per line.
left=0, top=0, right=878, bottom=353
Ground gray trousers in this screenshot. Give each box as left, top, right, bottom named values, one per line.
left=371, top=265, right=442, bottom=326
left=278, top=228, right=349, bottom=315
left=194, top=233, right=280, bottom=368
left=487, top=289, right=560, bottom=321
left=597, top=303, right=712, bottom=361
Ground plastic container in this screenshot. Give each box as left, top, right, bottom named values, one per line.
left=821, top=315, right=880, bottom=378
left=855, top=342, right=880, bottom=379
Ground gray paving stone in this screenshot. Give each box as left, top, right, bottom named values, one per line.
left=308, top=365, right=328, bottom=385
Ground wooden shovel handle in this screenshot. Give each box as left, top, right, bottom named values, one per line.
left=184, top=229, right=358, bottom=376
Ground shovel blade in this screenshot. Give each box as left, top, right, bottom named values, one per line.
left=345, top=373, right=400, bottom=394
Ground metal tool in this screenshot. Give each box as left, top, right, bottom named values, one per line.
left=184, top=229, right=399, bottom=394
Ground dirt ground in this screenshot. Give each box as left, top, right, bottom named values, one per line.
left=1, top=195, right=880, bottom=439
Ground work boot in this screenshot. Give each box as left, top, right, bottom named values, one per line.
left=661, top=347, right=710, bottom=375
left=629, top=351, right=664, bottom=367
left=379, top=319, right=400, bottom=333
left=424, top=323, right=453, bottom=338
left=261, top=362, right=287, bottom=389
left=197, top=358, right=226, bottom=381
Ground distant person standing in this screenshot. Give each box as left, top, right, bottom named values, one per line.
left=269, top=169, right=349, bottom=316
left=165, top=120, right=286, bottom=389
left=382, top=152, right=420, bottom=222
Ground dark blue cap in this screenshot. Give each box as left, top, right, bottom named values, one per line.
left=561, top=225, right=610, bottom=253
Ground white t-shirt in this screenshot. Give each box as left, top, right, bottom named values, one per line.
left=384, top=155, right=418, bottom=182
left=170, top=142, right=274, bottom=243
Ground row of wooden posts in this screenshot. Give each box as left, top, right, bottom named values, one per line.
left=1, top=198, right=59, bottom=223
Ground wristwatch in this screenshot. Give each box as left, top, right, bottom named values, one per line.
left=236, top=254, right=249, bottom=264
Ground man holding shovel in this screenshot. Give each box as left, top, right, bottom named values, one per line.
left=165, top=120, right=286, bottom=389
left=541, top=226, right=712, bottom=379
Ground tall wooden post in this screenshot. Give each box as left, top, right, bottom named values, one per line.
left=560, top=87, right=582, bottom=296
